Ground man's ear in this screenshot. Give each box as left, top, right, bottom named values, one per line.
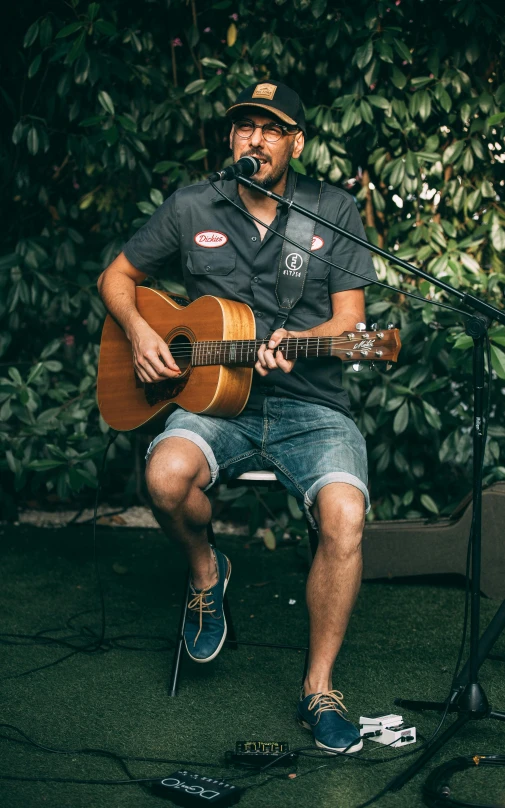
left=229, top=126, right=234, bottom=152
left=293, top=131, right=305, bottom=160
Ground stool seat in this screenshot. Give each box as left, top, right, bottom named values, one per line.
left=236, top=470, right=278, bottom=482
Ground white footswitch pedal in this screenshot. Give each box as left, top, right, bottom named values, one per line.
left=359, top=713, right=416, bottom=748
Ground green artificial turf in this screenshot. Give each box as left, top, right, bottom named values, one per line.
left=1, top=522, right=505, bottom=808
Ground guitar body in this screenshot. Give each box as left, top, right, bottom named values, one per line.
left=97, top=288, right=255, bottom=431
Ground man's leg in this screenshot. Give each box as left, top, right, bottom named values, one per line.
left=145, top=437, right=218, bottom=590
left=303, top=482, right=365, bottom=697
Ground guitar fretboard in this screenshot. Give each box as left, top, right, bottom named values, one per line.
left=188, top=337, right=336, bottom=367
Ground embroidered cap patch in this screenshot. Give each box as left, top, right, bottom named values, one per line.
left=252, top=83, right=277, bottom=100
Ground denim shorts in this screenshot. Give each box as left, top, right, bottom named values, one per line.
left=145, top=397, right=369, bottom=527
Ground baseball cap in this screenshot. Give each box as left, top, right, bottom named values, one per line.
left=226, top=80, right=306, bottom=135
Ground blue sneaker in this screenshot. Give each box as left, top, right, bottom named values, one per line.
left=297, top=690, right=363, bottom=754
left=184, top=547, right=231, bottom=663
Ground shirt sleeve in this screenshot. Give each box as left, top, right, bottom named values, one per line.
left=328, top=193, right=377, bottom=294
left=123, top=191, right=180, bottom=277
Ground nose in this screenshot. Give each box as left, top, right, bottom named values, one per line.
left=249, top=125, right=265, bottom=148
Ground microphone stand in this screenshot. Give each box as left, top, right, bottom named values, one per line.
left=236, top=173, right=505, bottom=790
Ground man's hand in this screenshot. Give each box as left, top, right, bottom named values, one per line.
left=255, top=328, right=297, bottom=377
left=130, top=321, right=181, bottom=383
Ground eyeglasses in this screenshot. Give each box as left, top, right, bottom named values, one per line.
left=232, top=118, right=299, bottom=143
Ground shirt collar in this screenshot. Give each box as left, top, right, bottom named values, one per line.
left=211, top=166, right=297, bottom=207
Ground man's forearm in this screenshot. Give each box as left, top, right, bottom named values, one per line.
left=293, top=312, right=365, bottom=339
left=98, top=270, right=148, bottom=341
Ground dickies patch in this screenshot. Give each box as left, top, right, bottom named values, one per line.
left=194, top=230, right=228, bottom=248
left=311, top=235, right=324, bottom=251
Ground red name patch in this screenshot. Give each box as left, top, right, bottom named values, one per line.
left=311, top=235, right=324, bottom=251
left=194, top=230, right=228, bottom=248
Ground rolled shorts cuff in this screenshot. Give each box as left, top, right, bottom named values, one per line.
left=304, top=472, right=370, bottom=529
left=145, top=428, right=219, bottom=491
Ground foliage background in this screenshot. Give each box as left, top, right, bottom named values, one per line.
left=1, top=0, right=505, bottom=530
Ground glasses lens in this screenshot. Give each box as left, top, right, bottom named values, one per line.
left=262, top=124, right=283, bottom=142
left=234, top=120, right=255, bottom=138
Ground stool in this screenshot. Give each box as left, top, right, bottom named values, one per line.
left=169, top=470, right=320, bottom=696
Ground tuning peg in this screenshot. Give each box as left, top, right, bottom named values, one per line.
left=370, top=362, right=376, bottom=371
left=356, top=322, right=366, bottom=331
left=386, top=362, right=392, bottom=371
left=387, top=323, right=395, bottom=330
left=352, top=362, right=363, bottom=372
left=371, top=323, right=378, bottom=331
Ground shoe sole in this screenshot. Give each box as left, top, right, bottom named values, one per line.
left=184, top=557, right=232, bottom=664
left=297, top=718, right=363, bottom=754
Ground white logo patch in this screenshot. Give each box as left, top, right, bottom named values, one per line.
left=311, top=235, right=324, bottom=251
left=285, top=252, right=303, bottom=272
left=194, top=230, right=228, bottom=248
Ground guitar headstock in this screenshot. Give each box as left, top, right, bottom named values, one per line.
left=332, top=322, right=401, bottom=371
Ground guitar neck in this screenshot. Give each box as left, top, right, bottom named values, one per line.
left=191, top=337, right=336, bottom=367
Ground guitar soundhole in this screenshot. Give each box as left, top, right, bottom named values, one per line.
left=168, top=334, right=192, bottom=373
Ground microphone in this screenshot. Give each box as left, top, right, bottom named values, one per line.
left=209, top=156, right=261, bottom=182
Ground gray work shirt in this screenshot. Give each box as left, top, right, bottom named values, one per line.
left=123, top=168, right=377, bottom=417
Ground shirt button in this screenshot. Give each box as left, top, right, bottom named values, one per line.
left=253, top=277, right=259, bottom=283
left=251, top=236, right=257, bottom=242
left=256, top=311, right=263, bottom=318
left=204, top=265, right=211, bottom=272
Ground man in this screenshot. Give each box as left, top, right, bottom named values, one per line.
left=97, top=80, right=377, bottom=754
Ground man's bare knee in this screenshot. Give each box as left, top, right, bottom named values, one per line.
left=145, top=437, right=211, bottom=512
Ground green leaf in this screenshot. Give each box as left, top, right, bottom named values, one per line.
left=393, top=402, right=409, bottom=434
left=487, top=112, right=505, bottom=126
left=150, top=188, right=164, bottom=207
left=153, top=160, right=181, bottom=172
left=184, top=79, right=206, bottom=95
left=187, top=148, right=208, bottom=161
left=420, top=494, right=439, bottom=515
left=28, top=54, right=42, bottom=79
left=24, top=21, right=39, bottom=48
left=393, top=38, right=413, bottom=63
left=356, top=40, right=373, bottom=70
left=95, top=20, right=117, bottom=36
left=290, top=157, right=306, bottom=175
left=287, top=495, right=304, bottom=520
left=67, top=31, right=85, bottom=64
left=56, top=21, right=83, bottom=38
left=263, top=528, right=276, bottom=551
left=442, top=140, right=464, bottom=165
left=27, top=126, right=39, bottom=155
left=490, top=345, right=505, bottom=379
left=136, top=201, right=156, bottom=215
left=390, top=66, right=407, bottom=90
left=88, top=3, right=100, bottom=21
left=98, top=90, right=115, bottom=115
left=200, top=57, right=227, bottom=69
left=368, top=95, right=390, bottom=110
left=28, top=459, right=67, bottom=470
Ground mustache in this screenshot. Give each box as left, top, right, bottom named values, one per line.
left=242, top=150, right=271, bottom=163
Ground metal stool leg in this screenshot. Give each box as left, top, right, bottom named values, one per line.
left=300, top=521, right=319, bottom=689
left=169, top=571, right=191, bottom=697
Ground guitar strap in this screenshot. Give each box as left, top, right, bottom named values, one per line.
left=270, top=173, right=323, bottom=333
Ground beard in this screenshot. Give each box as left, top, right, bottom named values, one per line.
left=238, top=142, right=296, bottom=189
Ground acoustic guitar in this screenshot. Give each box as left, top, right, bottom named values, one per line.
left=97, top=287, right=401, bottom=431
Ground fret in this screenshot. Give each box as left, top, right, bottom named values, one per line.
left=317, top=336, right=320, bottom=357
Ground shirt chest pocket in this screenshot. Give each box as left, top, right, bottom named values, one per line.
left=185, top=250, right=237, bottom=299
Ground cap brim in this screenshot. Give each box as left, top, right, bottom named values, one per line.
left=225, top=102, right=298, bottom=128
